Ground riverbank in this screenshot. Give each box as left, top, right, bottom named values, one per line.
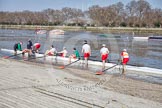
left=0, top=58, right=162, bottom=108
left=1, top=24, right=162, bottom=35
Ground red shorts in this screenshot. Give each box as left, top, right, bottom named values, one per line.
left=60, top=53, right=65, bottom=57
left=71, top=54, right=76, bottom=59
left=73, top=57, right=76, bottom=59
left=34, top=43, right=41, bottom=49
left=48, top=52, right=53, bottom=56
left=122, top=58, right=129, bottom=64
left=22, top=49, right=30, bottom=53
left=84, top=53, right=90, bottom=58
left=102, top=54, right=108, bottom=61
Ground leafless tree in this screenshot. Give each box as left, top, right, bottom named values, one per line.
left=0, top=0, right=161, bottom=28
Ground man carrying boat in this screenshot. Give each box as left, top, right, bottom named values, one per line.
left=69, top=48, right=80, bottom=63
left=13, top=42, right=23, bottom=55
left=82, top=40, right=91, bottom=67
left=45, top=45, right=57, bottom=56
left=121, top=49, right=129, bottom=75
left=100, top=44, right=109, bottom=70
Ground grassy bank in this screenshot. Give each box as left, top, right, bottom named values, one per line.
left=1, top=24, right=162, bottom=35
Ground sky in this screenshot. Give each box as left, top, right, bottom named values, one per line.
left=0, top=0, right=162, bottom=12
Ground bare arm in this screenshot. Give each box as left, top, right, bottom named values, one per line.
left=82, top=46, right=84, bottom=53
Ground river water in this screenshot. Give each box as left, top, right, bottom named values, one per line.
left=0, top=29, right=162, bottom=69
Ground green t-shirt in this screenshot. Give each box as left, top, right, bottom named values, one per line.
left=74, top=50, right=80, bottom=58
left=17, top=43, right=22, bottom=51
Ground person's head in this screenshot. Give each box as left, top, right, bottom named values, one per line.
left=28, top=38, right=31, bottom=41
left=51, top=45, right=54, bottom=48
left=84, top=40, right=87, bottom=44
left=102, top=44, right=106, bottom=47
left=20, top=41, right=23, bottom=45
left=123, top=49, right=127, bottom=52
left=73, top=48, right=76, bottom=50
left=63, top=47, right=66, bottom=50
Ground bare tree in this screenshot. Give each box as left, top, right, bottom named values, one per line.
left=136, top=0, right=151, bottom=27
left=62, top=7, right=84, bottom=25
left=126, top=0, right=138, bottom=27
left=0, top=0, right=161, bottom=28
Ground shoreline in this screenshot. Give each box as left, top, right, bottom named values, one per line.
left=1, top=24, right=162, bottom=35
left=0, top=58, right=162, bottom=107
left=1, top=48, right=162, bottom=85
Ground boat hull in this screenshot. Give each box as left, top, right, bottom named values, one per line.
left=49, top=29, right=65, bottom=35
left=148, top=36, right=162, bottom=40
left=1, top=48, right=162, bottom=75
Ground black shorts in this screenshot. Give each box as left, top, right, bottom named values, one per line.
left=14, top=44, right=18, bottom=51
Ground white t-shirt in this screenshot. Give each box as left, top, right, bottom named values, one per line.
left=60, top=49, right=68, bottom=57
left=100, top=47, right=109, bottom=55
left=82, top=44, right=91, bottom=53
left=49, top=48, right=57, bottom=53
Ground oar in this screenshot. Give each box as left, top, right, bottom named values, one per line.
left=59, top=59, right=80, bottom=69
left=109, top=60, right=139, bottom=67
left=96, top=60, right=121, bottom=75
left=3, top=52, right=23, bottom=59
left=96, top=64, right=119, bottom=75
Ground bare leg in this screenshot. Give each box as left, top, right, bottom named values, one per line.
left=69, top=56, right=72, bottom=63
left=44, top=50, right=49, bottom=55
left=29, top=50, right=32, bottom=55
left=122, top=64, right=126, bottom=75
left=85, top=58, right=88, bottom=68
left=27, top=49, right=31, bottom=57
left=102, top=60, right=105, bottom=71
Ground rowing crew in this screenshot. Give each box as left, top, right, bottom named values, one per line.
left=14, top=39, right=41, bottom=58
left=14, top=40, right=129, bottom=74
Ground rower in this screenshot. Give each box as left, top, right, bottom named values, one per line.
left=82, top=40, right=91, bottom=67
left=32, top=43, right=41, bottom=53
left=45, top=45, right=57, bottom=56
left=58, top=47, right=68, bottom=57
left=100, top=44, right=109, bottom=71
left=69, top=48, right=80, bottom=63
left=22, top=39, right=33, bottom=57
left=13, top=42, right=23, bottom=55
left=120, top=49, right=129, bottom=75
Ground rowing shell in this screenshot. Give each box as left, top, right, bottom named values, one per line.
left=0, top=48, right=110, bottom=66
left=1, top=48, right=162, bottom=75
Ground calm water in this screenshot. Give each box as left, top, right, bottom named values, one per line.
left=0, top=29, right=162, bottom=69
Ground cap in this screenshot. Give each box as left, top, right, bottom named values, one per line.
left=102, top=44, right=106, bottom=47
left=63, top=47, right=66, bottom=49
left=123, top=49, right=127, bottom=52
